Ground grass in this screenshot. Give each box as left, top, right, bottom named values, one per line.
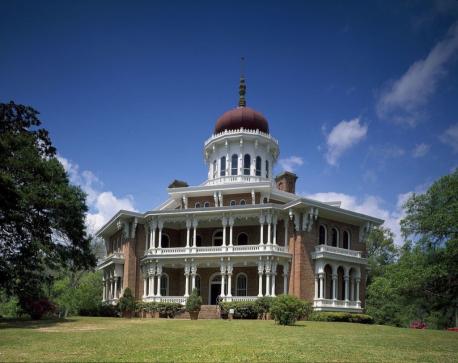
left=0, top=317, right=457, bottom=362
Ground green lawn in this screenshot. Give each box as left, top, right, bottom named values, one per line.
left=0, top=317, right=457, bottom=362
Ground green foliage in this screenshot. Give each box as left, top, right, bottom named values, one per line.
left=79, top=302, right=119, bottom=317
left=157, top=302, right=184, bottom=318
left=310, top=312, right=374, bottom=324
left=185, top=289, right=202, bottom=312
left=0, top=291, right=20, bottom=318
left=366, top=170, right=458, bottom=329
left=0, top=101, right=96, bottom=312
left=254, top=296, right=274, bottom=315
left=366, top=226, right=399, bottom=283
left=270, top=295, right=311, bottom=325
left=219, top=301, right=260, bottom=319
left=118, top=288, right=136, bottom=313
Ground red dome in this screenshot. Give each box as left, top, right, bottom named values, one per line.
left=214, top=107, right=269, bottom=134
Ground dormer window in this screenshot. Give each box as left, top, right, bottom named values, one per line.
left=231, top=154, right=238, bottom=176
left=220, top=156, right=226, bottom=177
left=243, top=154, right=251, bottom=175
left=255, top=156, right=262, bottom=176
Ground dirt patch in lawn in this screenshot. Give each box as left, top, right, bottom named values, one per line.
left=37, top=325, right=108, bottom=333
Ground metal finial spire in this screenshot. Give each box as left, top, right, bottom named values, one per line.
left=238, top=57, right=246, bottom=107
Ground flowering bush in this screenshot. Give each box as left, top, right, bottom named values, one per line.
left=23, top=298, right=56, bottom=320
left=410, top=320, right=427, bottom=329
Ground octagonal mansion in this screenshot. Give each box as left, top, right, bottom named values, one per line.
left=97, top=76, right=383, bottom=314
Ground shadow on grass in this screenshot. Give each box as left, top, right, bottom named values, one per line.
left=0, top=317, right=77, bottom=330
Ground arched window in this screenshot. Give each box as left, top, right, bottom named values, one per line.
left=231, top=154, right=238, bottom=176
left=265, top=160, right=269, bottom=178
left=240, top=199, right=246, bottom=205
left=213, top=160, right=217, bottom=178
left=220, top=156, right=226, bottom=177
left=196, top=235, right=203, bottom=247
left=319, top=225, right=326, bottom=245
left=230, top=200, right=236, bottom=206
left=343, top=231, right=350, bottom=249
left=160, top=274, right=169, bottom=296
left=195, top=202, right=201, bottom=208
left=212, top=230, right=223, bottom=246
left=243, top=154, right=251, bottom=175
left=331, top=228, right=339, bottom=247
left=237, top=232, right=249, bottom=245
left=203, top=202, right=210, bottom=208
left=161, top=233, right=170, bottom=248
left=255, top=156, right=262, bottom=176
left=236, top=273, right=247, bottom=296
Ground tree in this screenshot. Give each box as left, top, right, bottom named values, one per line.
left=0, top=101, right=96, bottom=315
left=366, top=226, right=398, bottom=283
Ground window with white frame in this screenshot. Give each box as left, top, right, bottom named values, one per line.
left=243, top=154, right=251, bottom=175
left=231, top=154, right=238, bottom=175
left=319, top=225, right=326, bottom=245
left=220, top=156, right=226, bottom=177
left=204, top=201, right=210, bottom=208
left=343, top=230, right=350, bottom=249
left=195, top=202, right=201, bottom=208
left=230, top=200, right=236, bottom=206
left=331, top=228, right=339, bottom=247
left=255, top=156, right=262, bottom=176
left=212, top=230, right=223, bottom=246
left=240, top=199, right=246, bottom=205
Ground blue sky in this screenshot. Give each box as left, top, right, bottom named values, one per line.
left=1, top=0, right=458, bottom=241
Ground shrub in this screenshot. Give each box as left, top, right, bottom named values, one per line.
left=410, top=320, right=427, bottom=329
left=219, top=301, right=259, bottom=319
left=255, top=296, right=274, bottom=316
left=157, top=303, right=184, bottom=318
left=186, top=289, right=202, bottom=312
left=118, top=288, right=136, bottom=314
left=310, top=312, right=374, bottom=324
left=270, top=295, right=308, bottom=325
left=79, top=302, right=119, bottom=317
left=23, top=298, right=56, bottom=320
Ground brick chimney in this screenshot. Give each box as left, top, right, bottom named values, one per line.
left=275, top=171, right=298, bottom=194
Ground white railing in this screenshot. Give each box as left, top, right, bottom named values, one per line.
left=145, top=244, right=290, bottom=256
left=143, top=296, right=187, bottom=305
left=204, top=128, right=279, bottom=146
left=205, top=175, right=267, bottom=185
left=227, top=296, right=258, bottom=302
left=313, top=298, right=361, bottom=309
left=314, top=245, right=363, bottom=258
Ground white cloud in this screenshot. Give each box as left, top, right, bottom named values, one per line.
left=278, top=156, right=304, bottom=172
left=440, top=123, right=458, bottom=153
left=305, top=192, right=409, bottom=244
left=325, top=118, right=368, bottom=166
left=57, top=156, right=137, bottom=234
left=377, top=22, right=458, bottom=126
left=412, top=143, right=431, bottom=158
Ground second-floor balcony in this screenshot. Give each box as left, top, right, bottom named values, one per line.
left=312, top=244, right=367, bottom=264
left=97, top=251, right=125, bottom=269
left=143, top=243, right=290, bottom=258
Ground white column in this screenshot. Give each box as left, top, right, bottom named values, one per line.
left=319, top=273, right=324, bottom=299
left=220, top=262, right=226, bottom=298
left=314, top=275, right=318, bottom=299
left=143, top=277, right=147, bottom=297
left=356, top=278, right=360, bottom=302
left=192, top=219, right=198, bottom=248
left=283, top=264, right=289, bottom=295
left=332, top=274, right=337, bottom=301
left=227, top=263, right=233, bottom=298
left=344, top=274, right=349, bottom=302
left=259, top=215, right=264, bottom=245
left=186, top=219, right=191, bottom=248
left=257, top=260, right=264, bottom=297
left=114, top=277, right=118, bottom=299
left=284, top=219, right=289, bottom=249
left=184, top=263, right=190, bottom=297
left=222, top=217, right=227, bottom=247
left=102, top=279, right=106, bottom=301
left=267, top=214, right=272, bottom=245
left=191, top=263, right=197, bottom=290
left=151, top=223, right=156, bottom=249
left=265, top=260, right=271, bottom=296
left=272, top=216, right=277, bottom=245
left=271, top=262, right=277, bottom=297
left=229, top=217, right=234, bottom=246
left=158, top=224, right=163, bottom=249
left=156, top=265, right=162, bottom=297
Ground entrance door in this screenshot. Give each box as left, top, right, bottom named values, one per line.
left=210, top=283, right=221, bottom=305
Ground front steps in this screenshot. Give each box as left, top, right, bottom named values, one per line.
left=175, top=305, right=220, bottom=320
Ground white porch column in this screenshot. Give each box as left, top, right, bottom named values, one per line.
left=226, top=262, right=233, bottom=298
left=284, top=219, right=289, bottom=249
left=344, top=274, right=349, bottom=303
left=149, top=271, right=155, bottom=297
left=271, top=261, right=277, bottom=297
left=222, top=217, right=227, bottom=247
left=257, top=260, right=264, bottom=297
left=102, top=279, right=106, bottom=301
left=191, top=262, right=197, bottom=290
left=319, top=273, right=324, bottom=299
left=192, top=219, right=198, bottom=248
left=220, top=261, right=226, bottom=298
left=158, top=220, right=163, bottom=250
left=350, top=278, right=354, bottom=301
left=265, top=260, right=271, bottom=296
left=267, top=213, right=272, bottom=245
left=355, top=278, right=361, bottom=302
left=184, top=262, right=190, bottom=297
left=259, top=214, right=265, bottom=245
left=272, top=215, right=277, bottom=245
left=114, top=276, right=118, bottom=299
left=314, top=275, right=318, bottom=299
left=332, top=274, right=337, bottom=301
left=186, top=219, right=191, bottom=248
left=151, top=221, right=157, bottom=249
left=143, top=277, right=147, bottom=297
left=156, top=264, right=162, bottom=297
left=229, top=217, right=234, bottom=246
left=283, top=263, right=289, bottom=295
